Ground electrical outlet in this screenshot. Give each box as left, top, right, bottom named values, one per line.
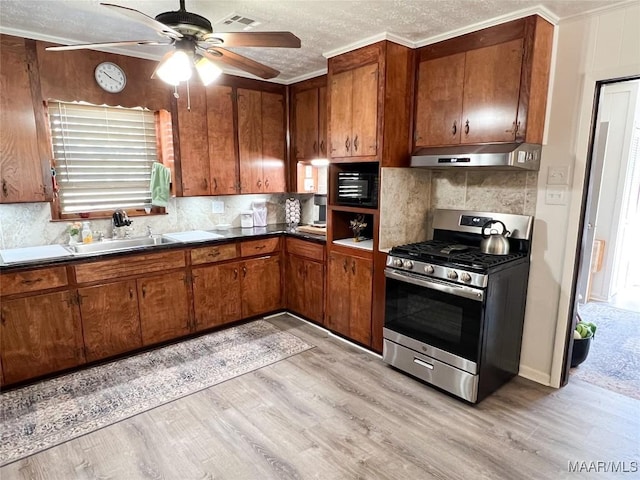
left=547, top=166, right=570, bottom=186
left=545, top=186, right=568, bottom=205
left=211, top=200, right=224, bottom=214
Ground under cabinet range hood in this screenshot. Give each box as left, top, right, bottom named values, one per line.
left=411, top=143, right=542, bottom=170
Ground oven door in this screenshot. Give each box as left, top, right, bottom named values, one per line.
left=384, top=268, right=484, bottom=370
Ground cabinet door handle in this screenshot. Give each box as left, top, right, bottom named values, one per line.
left=203, top=178, right=208, bottom=190
left=345, top=136, right=350, bottom=152
left=233, top=268, right=238, bottom=280
left=21, top=278, right=43, bottom=285
left=142, top=286, right=146, bottom=298
left=208, top=251, right=221, bottom=258
left=265, top=178, right=270, bottom=189
left=343, top=259, right=348, bottom=272
left=0, top=311, right=6, bottom=325
left=451, top=121, right=457, bottom=135
left=213, top=178, right=218, bottom=191
left=77, top=293, right=85, bottom=305
left=255, top=245, right=266, bottom=250
left=353, top=135, right=359, bottom=152
left=313, top=141, right=317, bottom=153
left=2, top=179, right=7, bottom=197
left=257, top=179, right=262, bottom=188
left=351, top=261, right=356, bottom=275
left=319, top=140, right=325, bottom=154
left=129, top=288, right=134, bottom=299
left=464, top=120, right=470, bottom=135
left=242, top=266, right=247, bottom=278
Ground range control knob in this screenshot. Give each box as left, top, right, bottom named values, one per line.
left=424, top=264, right=435, bottom=274
left=402, top=260, right=414, bottom=269
left=460, top=272, right=472, bottom=283
left=447, top=270, right=458, bottom=280
left=393, top=258, right=403, bottom=267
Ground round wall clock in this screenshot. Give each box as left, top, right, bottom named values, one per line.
left=94, top=62, right=126, bottom=93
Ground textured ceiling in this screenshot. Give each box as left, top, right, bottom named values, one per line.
left=0, top=0, right=620, bottom=83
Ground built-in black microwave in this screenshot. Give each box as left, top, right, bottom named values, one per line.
left=336, top=171, right=379, bottom=207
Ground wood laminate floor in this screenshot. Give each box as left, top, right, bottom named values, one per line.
left=1, top=314, right=639, bottom=480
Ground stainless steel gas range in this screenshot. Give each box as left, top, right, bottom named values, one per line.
left=382, top=209, right=534, bottom=403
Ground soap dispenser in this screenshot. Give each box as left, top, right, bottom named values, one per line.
left=81, top=221, right=93, bottom=243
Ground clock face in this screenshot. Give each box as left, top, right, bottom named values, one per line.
left=94, top=62, right=126, bottom=93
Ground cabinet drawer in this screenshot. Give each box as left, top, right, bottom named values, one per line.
left=286, top=237, right=324, bottom=262
left=1, top=266, right=68, bottom=296
left=240, top=237, right=280, bottom=257
left=75, top=251, right=186, bottom=283
left=191, top=243, right=238, bottom=265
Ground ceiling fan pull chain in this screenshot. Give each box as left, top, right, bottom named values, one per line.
left=173, top=85, right=179, bottom=99
left=187, top=80, right=191, bottom=112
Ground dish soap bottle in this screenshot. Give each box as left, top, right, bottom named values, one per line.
left=81, top=221, right=93, bottom=243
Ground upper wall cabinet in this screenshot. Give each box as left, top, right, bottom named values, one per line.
left=177, top=83, right=237, bottom=196
left=237, top=88, right=286, bottom=194
left=176, top=80, right=287, bottom=197
left=413, top=15, right=554, bottom=149
left=0, top=35, right=53, bottom=203
left=291, top=77, right=327, bottom=161
left=328, top=41, right=414, bottom=166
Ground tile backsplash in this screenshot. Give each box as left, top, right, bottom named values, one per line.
left=0, top=194, right=314, bottom=249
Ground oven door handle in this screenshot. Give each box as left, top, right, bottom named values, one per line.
left=385, top=268, right=484, bottom=302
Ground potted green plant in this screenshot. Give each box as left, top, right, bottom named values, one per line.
left=571, top=318, right=597, bottom=367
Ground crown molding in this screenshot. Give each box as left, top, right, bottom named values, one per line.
left=558, top=0, right=638, bottom=23
left=414, top=5, right=559, bottom=48
left=284, top=68, right=328, bottom=85
left=323, top=31, right=415, bottom=59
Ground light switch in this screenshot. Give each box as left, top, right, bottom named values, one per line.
left=211, top=200, right=224, bottom=213
left=545, top=186, right=568, bottom=205
left=547, top=166, right=570, bottom=186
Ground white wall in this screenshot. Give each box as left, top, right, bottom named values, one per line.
left=519, top=2, right=640, bottom=387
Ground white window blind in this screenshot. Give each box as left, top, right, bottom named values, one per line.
left=49, top=101, right=157, bottom=214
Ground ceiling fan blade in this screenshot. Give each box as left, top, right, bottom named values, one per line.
left=202, top=48, right=280, bottom=79
left=100, top=3, right=183, bottom=39
left=46, top=40, right=170, bottom=51
left=201, top=32, right=301, bottom=48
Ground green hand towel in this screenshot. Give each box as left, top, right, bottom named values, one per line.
left=150, top=162, right=171, bottom=207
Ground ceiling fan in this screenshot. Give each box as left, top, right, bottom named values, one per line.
left=45, top=0, right=301, bottom=83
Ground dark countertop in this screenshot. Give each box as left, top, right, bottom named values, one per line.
left=0, top=224, right=326, bottom=272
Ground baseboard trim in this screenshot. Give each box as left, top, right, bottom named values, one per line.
left=518, top=365, right=552, bottom=386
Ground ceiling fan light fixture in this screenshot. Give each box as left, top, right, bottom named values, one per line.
left=156, top=49, right=192, bottom=86
left=195, top=55, right=222, bottom=86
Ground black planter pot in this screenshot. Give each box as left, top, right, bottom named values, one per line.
left=571, top=336, right=592, bottom=368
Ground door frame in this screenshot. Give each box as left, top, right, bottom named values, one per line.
left=559, top=75, right=640, bottom=386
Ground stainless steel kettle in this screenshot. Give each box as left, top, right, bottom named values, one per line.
left=480, top=220, right=511, bottom=255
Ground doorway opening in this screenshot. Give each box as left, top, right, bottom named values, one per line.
left=567, top=77, right=640, bottom=400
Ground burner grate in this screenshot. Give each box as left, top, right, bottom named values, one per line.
left=391, top=240, right=526, bottom=270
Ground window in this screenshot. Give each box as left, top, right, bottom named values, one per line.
left=48, top=101, right=166, bottom=218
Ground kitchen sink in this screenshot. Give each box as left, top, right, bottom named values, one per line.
left=65, top=236, right=178, bottom=255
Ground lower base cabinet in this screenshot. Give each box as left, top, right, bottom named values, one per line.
left=286, top=255, right=324, bottom=324
left=326, top=251, right=373, bottom=346
left=138, top=272, right=191, bottom=345
left=78, top=280, right=143, bottom=362
left=192, top=262, right=242, bottom=331
left=0, top=291, right=85, bottom=384
left=241, top=255, right=283, bottom=317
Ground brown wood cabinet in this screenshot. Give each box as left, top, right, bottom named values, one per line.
left=193, top=262, right=242, bottom=331
left=329, top=63, right=378, bottom=159
left=414, top=15, right=553, bottom=149
left=177, top=84, right=237, bottom=195
left=285, top=238, right=325, bottom=324
left=78, top=280, right=142, bottom=363
left=0, top=35, right=52, bottom=203
left=293, top=83, right=328, bottom=161
left=326, top=251, right=372, bottom=346
left=237, top=88, right=286, bottom=193
left=138, top=272, right=191, bottom=346
left=241, top=255, right=282, bottom=317
left=1, top=290, right=85, bottom=384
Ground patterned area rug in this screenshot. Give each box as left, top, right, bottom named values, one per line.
left=572, top=302, right=640, bottom=400
left=0, top=320, right=313, bottom=466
